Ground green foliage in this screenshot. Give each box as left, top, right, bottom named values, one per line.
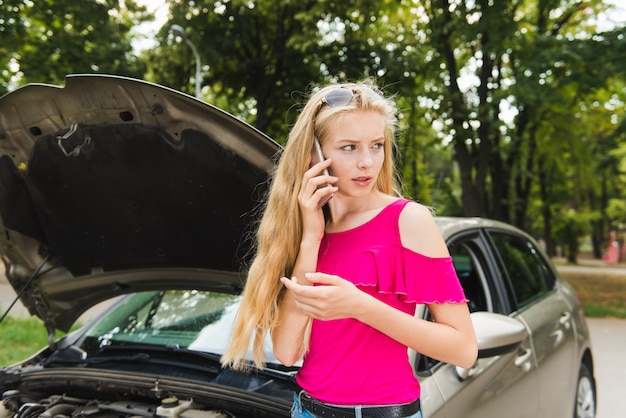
left=398, top=0, right=626, bottom=264
left=147, top=0, right=425, bottom=142
left=1, top=0, right=151, bottom=91
left=1, top=0, right=625, bottom=262
left=582, top=303, right=626, bottom=319
left=0, top=0, right=28, bottom=95
left=561, top=270, right=626, bottom=319
left=146, top=1, right=322, bottom=140
left=606, top=199, right=626, bottom=227
left=0, top=316, right=74, bottom=366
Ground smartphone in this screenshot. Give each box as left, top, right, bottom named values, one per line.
left=311, top=139, right=333, bottom=207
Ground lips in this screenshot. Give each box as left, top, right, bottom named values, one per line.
left=353, top=176, right=372, bottom=186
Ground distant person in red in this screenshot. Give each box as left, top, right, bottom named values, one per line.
left=603, top=230, right=620, bottom=264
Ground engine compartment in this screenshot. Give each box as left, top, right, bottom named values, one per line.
left=0, top=367, right=292, bottom=418
left=1, top=392, right=229, bottom=418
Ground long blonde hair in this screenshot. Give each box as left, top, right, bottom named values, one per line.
left=221, top=81, right=400, bottom=370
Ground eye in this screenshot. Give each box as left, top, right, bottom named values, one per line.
left=341, top=144, right=357, bottom=151
left=372, top=142, right=384, bottom=150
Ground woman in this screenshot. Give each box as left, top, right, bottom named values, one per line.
left=222, top=81, right=477, bottom=418
left=603, top=230, right=620, bottom=264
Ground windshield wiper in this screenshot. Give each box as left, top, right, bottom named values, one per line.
left=46, top=344, right=219, bottom=374
left=45, top=344, right=296, bottom=385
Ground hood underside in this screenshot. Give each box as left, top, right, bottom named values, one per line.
left=0, top=74, right=280, bottom=329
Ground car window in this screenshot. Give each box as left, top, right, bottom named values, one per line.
left=449, top=243, right=490, bottom=313
left=488, top=231, right=555, bottom=310
left=80, top=290, right=245, bottom=356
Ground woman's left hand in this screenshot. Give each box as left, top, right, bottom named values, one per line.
left=280, top=273, right=365, bottom=321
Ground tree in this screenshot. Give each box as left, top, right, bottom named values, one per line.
left=2, top=0, right=150, bottom=89
left=6, top=0, right=623, bottom=260
left=415, top=0, right=625, bottom=226
left=1, top=0, right=28, bottom=95
left=146, top=1, right=326, bottom=141
left=147, top=0, right=425, bottom=142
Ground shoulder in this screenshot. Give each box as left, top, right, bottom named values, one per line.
left=397, top=200, right=432, bottom=217
left=397, top=200, right=436, bottom=227
left=398, top=201, right=450, bottom=258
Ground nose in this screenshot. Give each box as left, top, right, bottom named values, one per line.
left=357, top=149, right=373, bottom=169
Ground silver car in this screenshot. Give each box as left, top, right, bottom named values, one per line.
left=0, top=76, right=596, bottom=418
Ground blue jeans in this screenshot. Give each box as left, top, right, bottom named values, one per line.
left=290, top=393, right=423, bottom=418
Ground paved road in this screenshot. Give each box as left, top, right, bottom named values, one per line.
left=1, top=264, right=624, bottom=417
left=556, top=264, right=626, bottom=275
left=587, top=317, right=624, bottom=418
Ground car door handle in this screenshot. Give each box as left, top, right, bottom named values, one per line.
left=559, top=312, right=572, bottom=329
left=455, top=362, right=479, bottom=381
left=550, top=329, right=564, bottom=346
left=514, top=348, right=532, bottom=371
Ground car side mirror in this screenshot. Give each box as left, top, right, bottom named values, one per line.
left=456, top=311, right=527, bottom=381
left=473, top=311, right=527, bottom=357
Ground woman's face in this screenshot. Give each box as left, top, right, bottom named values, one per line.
left=321, top=110, right=386, bottom=200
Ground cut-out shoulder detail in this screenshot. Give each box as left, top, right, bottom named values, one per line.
left=398, top=201, right=450, bottom=258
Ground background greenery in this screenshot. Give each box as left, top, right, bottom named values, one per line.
left=561, top=271, right=626, bottom=318
left=1, top=0, right=625, bottom=262
left=0, top=317, right=77, bottom=367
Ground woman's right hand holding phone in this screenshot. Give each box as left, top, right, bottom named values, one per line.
left=298, top=157, right=337, bottom=241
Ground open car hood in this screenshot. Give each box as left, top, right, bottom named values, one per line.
left=0, top=74, right=280, bottom=331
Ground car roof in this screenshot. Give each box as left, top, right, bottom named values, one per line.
left=435, top=216, right=522, bottom=240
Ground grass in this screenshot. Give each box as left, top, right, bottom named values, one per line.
left=0, top=316, right=51, bottom=366
left=560, top=271, right=626, bottom=319
left=0, top=316, right=76, bottom=367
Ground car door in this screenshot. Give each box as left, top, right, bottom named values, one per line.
left=418, top=230, right=541, bottom=418
left=487, top=230, right=578, bottom=417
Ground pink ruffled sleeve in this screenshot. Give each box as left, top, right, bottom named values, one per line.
left=396, top=249, right=468, bottom=304
left=319, top=243, right=468, bottom=305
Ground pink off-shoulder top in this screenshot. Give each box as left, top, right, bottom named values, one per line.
left=295, top=199, right=467, bottom=405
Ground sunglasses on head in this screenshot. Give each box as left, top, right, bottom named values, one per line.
left=317, top=84, right=384, bottom=112
left=321, top=87, right=356, bottom=108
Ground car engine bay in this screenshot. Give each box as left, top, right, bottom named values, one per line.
left=0, top=367, right=292, bottom=418
left=1, top=392, right=231, bottom=418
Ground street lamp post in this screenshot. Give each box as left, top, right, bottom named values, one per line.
left=170, top=24, right=201, bottom=98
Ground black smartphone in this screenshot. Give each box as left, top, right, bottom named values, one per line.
left=311, top=139, right=333, bottom=207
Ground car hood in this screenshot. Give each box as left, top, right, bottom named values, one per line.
left=0, top=74, right=280, bottom=331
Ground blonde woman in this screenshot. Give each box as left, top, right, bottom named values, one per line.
left=222, top=81, right=477, bottom=418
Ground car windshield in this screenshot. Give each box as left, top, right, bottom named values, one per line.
left=78, top=290, right=274, bottom=362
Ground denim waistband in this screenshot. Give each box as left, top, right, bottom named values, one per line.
left=294, top=388, right=421, bottom=418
